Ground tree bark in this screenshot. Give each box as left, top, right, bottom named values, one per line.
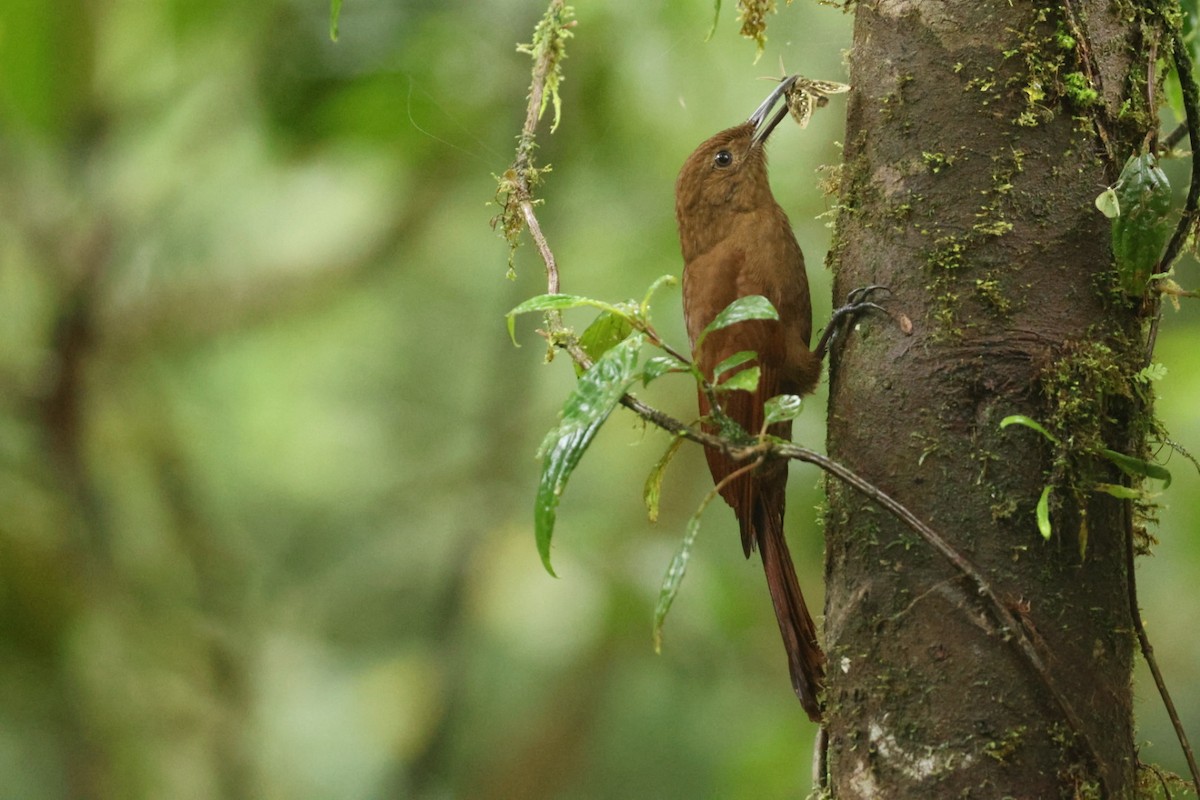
left=824, top=1, right=1154, bottom=796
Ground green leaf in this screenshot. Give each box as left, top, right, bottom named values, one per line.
left=330, top=0, right=343, bottom=41
left=764, top=394, right=803, bottom=426
left=642, top=354, right=687, bottom=386
left=575, top=311, right=634, bottom=376
left=643, top=436, right=685, bottom=523
left=1099, top=448, right=1171, bottom=488
left=999, top=414, right=1060, bottom=445
left=1036, top=484, right=1053, bottom=540
left=535, top=334, right=646, bottom=575
left=1094, top=483, right=1143, bottom=500
left=713, top=350, right=757, bottom=379
left=717, top=366, right=761, bottom=393
left=1110, top=152, right=1173, bottom=297
left=653, top=489, right=720, bottom=652
left=695, top=295, right=779, bottom=349
left=506, top=294, right=626, bottom=345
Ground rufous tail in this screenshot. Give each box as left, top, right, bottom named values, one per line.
left=753, top=499, right=825, bottom=722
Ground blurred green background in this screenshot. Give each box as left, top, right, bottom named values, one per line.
left=0, top=2, right=1196, bottom=798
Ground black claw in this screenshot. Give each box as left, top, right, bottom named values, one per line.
left=814, top=286, right=891, bottom=360
left=845, top=284, right=890, bottom=305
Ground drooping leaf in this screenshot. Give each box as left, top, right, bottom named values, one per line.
left=1099, top=448, right=1172, bottom=488
left=999, top=414, right=1060, bottom=445
left=1036, top=484, right=1053, bottom=540
left=643, top=436, right=685, bottom=523
left=642, top=354, right=688, bottom=386
left=1110, top=152, right=1173, bottom=297
left=764, top=394, right=803, bottom=426
left=534, top=334, right=646, bottom=575
left=695, top=295, right=779, bottom=349
left=653, top=489, right=720, bottom=652
left=575, top=311, right=634, bottom=376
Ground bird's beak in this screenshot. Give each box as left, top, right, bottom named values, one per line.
left=749, top=75, right=799, bottom=147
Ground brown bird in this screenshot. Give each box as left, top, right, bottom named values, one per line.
left=675, top=77, right=851, bottom=722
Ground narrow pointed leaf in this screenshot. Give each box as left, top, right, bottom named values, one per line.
left=1099, top=448, right=1171, bottom=488
left=1000, top=414, right=1060, bottom=445
left=643, top=436, right=685, bottom=522
left=1036, top=484, right=1053, bottom=540
left=764, top=394, right=804, bottom=425
left=653, top=490, right=719, bottom=652
left=534, top=334, right=645, bottom=574
left=1094, top=483, right=1143, bottom=500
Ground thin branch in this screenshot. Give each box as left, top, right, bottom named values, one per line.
left=1125, top=501, right=1200, bottom=794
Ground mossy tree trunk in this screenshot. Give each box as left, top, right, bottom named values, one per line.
left=824, top=1, right=1158, bottom=796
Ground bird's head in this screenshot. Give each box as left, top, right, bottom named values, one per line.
left=675, top=76, right=798, bottom=257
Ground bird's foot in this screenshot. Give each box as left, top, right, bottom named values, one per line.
left=813, top=285, right=892, bottom=360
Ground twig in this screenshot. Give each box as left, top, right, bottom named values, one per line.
left=1124, top=501, right=1200, bottom=794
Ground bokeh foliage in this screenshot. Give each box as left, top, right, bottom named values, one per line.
left=0, top=1, right=1196, bottom=798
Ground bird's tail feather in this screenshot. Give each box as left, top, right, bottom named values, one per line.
left=756, top=496, right=825, bottom=722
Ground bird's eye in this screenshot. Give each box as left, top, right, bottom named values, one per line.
left=713, top=150, right=733, bottom=168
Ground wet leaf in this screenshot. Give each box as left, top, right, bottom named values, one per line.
left=696, top=295, right=778, bottom=349
left=642, top=354, right=688, bottom=386
left=764, top=394, right=803, bottom=425
left=535, top=334, right=645, bottom=575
